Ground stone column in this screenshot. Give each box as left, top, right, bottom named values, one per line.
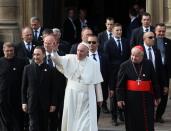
left=164, top=0, right=171, bottom=38
left=0, top=0, right=19, bottom=42
left=18, top=0, right=43, bottom=28
left=146, top=0, right=164, bottom=25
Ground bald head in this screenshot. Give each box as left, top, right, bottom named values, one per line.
left=43, top=35, right=56, bottom=52
left=77, top=43, right=89, bottom=60
left=143, top=32, right=155, bottom=46
left=22, top=27, right=33, bottom=43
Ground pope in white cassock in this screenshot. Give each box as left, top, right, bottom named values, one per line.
left=51, top=42, right=103, bottom=131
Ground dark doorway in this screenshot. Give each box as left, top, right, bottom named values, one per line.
left=43, top=0, right=146, bottom=32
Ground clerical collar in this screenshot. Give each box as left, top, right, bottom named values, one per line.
left=35, top=62, right=44, bottom=67
left=4, top=56, right=15, bottom=61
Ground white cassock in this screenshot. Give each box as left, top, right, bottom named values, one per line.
left=52, top=53, right=103, bottom=131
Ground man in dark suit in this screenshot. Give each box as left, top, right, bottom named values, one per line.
left=62, top=8, right=77, bottom=45
left=15, top=27, right=37, bottom=63
left=52, top=28, right=71, bottom=54
left=142, top=32, right=164, bottom=97
left=22, top=46, right=57, bottom=131
left=87, top=35, right=109, bottom=120
left=104, top=23, right=130, bottom=125
left=43, top=35, right=66, bottom=131
left=70, top=27, right=93, bottom=54
left=126, top=8, right=141, bottom=41
left=30, top=16, right=44, bottom=46
left=154, top=23, right=171, bottom=123
left=98, top=17, right=114, bottom=53
left=0, top=42, right=29, bottom=131
left=130, top=12, right=154, bottom=48
left=75, top=8, right=89, bottom=42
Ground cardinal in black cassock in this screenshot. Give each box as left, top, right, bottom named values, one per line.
left=116, top=45, right=160, bottom=131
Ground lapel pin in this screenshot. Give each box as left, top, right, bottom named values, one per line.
left=44, top=69, right=47, bottom=72
left=13, top=67, right=16, bottom=71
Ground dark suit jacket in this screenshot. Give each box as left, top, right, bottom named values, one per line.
left=154, top=37, right=171, bottom=84
left=74, top=18, right=89, bottom=42
left=130, top=26, right=154, bottom=48
left=98, top=31, right=109, bottom=53
left=143, top=45, right=165, bottom=89
left=104, top=37, right=130, bottom=90
left=15, top=41, right=37, bottom=60
left=32, top=27, right=44, bottom=46
left=21, top=62, right=57, bottom=113
left=58, top=40, right=71, bottom=54
left=126, top=17, right=141, bottom=40
left=44, top=51, right=66, bottom=104
left=0, top=57, right=29, bottom=105
left=70, top=43, right=79, bottom=54
left=98, top=52, right=109, bottom=95
left=62, top=18, right=77, bottom=45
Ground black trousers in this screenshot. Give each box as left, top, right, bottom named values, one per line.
left=110, top=94, right=124, bottom=122
left=97, top=104, right=101, bottom=121
left=48, top=111, right=58, bottom=131
left=29, top=107, right=48, bottom=131
left=156, top=93, right=168, bottom=119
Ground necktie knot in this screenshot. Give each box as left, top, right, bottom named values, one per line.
left=148, top=47, right=151, bottom=51
left=48, top=54, right=53, bottom=67
left=48, top=54, right=51, bottom=58
left=117, top=39, right=122, bottom=55
left=34, top=30, right=38, bottom=40
left=145, top=28, right=149, bottom=32
left=109, top=32, right=112, bottom=39
left=92, top=54, right=97, bottom=61
left=27, top=43, right=31, bottom=52
left=148, top=47, right=152, bottom=61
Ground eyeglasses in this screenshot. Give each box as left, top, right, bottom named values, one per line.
left=88, top=41, right=97, bottom=44
left=147, top=36, right=155, bottom=39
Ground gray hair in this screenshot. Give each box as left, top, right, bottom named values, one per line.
left=30, top=16, right=40, bottom=22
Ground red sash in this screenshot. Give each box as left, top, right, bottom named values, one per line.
left=127, top=80, right=152, bottom=92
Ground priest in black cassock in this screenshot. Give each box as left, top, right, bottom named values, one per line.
left=116, top=45, right=161, bottom=131
left=0, top=42, right=29, bottom=131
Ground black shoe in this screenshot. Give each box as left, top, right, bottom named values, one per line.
left=102, top=106, right=110, bottom=113
left=119, top=114, right=124, bottom=122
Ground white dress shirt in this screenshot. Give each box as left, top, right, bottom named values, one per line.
left=144, top=44, right=155, bottom=69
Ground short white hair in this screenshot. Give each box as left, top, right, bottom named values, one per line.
left=52, top=28, right=61, bottom=34
left=52, top=28, right=61, bottom=38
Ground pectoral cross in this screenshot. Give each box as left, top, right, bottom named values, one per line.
left=136, top=78, right=141, bottom=86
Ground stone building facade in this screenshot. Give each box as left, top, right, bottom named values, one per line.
left=0, top=0, right=171, bottom=43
